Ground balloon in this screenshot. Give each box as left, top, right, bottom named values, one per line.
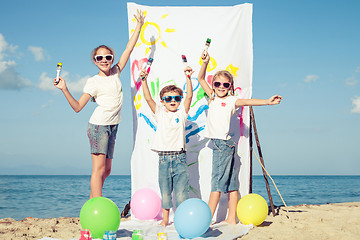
left=130, top=188, right=161, bottom=220
left=80, top=197, right=121, bottom=239
left=236, top=193, right=268, bottom=226
left=174, top=198, right=212, bottom=239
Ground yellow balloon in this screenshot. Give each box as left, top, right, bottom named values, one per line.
left=236, top=193, right=268, bottom=226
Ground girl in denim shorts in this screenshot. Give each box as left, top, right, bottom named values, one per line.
left=198, top=51, right=282, bottom=224
left=54, top=10, right=145, bottom=198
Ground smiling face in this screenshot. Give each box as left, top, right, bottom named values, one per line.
left=161, top=91, right=182, bottom=112
left=93, top=47, right=114, bottom=76
left=212, top=75, right=232, bottom=98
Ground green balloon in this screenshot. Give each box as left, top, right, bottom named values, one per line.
left=80, top=197, right=121, bottom=239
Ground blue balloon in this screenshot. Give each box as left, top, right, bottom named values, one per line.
left=174, top=198, right=212, bottom=239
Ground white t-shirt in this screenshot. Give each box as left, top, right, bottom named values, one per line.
left=83, top=66, right=123, bottom=125
left=204, top=96, right=238, bottom=140
left=151, top=105, right=188, bottom=152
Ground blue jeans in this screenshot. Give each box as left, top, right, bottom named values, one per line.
left=211, top=139, right=239, bottom=192
left=158, top=152, right=189, bottom=209
left=87, top=123, right=118, bottom=159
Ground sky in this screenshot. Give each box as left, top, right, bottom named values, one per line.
left=0, top=0, right=359, bottom=176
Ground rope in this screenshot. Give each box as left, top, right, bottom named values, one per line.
left=252, top=149, right=290, bottom=218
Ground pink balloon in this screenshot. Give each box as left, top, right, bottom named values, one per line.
left=130, top=188, right=162, bottom=220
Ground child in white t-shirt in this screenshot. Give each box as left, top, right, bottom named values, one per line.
left=54, top=10, right=145, bottom=199
left=140, top=65, right=194, bottom=226
left=198, top=51, right=282, bottom=224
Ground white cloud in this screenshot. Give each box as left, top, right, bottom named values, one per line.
left=345, top=67, right=360, bottom=87
left=345, top=77, right=358, bottom=87
left=351, top=96, right=360, bottom=114
left=0, top=33, right=31, bottom=90
left=7, top=45, right=18, bottom=53
left=68, top=75, right=89, bottom=93
left=0, top=35, right=7, bottom=58
left=0, top=60, right=16, bottom=72
left=0, top=60, right=32, bottom=89
left=304, top=74, right=319, bottom=83
left=38, top=72, right=55, bottom=91
left=38, top=70, right=89, bottom=93
left=0, top=33, right=18, bottom=60
left=28, top=46, right=46, bottom=61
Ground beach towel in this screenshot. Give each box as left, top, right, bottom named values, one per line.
left=38, top=220, right=252, bottom=239
left=128, top=2, right=254, bottom=222
left=115, top=220, right=252, bottom=239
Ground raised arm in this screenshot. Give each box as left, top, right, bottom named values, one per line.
left=235, top=95, right=283, bottom=108
left=117, top=9, right=145, bottom=71
left=54, top=77, right=91, bottom=113
left=140, top=69, right=157, bottom=114
left=183, top=66, right=194, bottom=114
left=198, top=51, right=213, bottom=97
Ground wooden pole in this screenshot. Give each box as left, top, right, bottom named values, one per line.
left=249, top=112, right=253, bottom=193
left=249, top=106, right=276, bottom=216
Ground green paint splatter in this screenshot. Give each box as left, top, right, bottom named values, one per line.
left=187, top=161, right=199, bottom=167
left=191, top=88, right=206, bottom=107
left=150, top=81, right=155, bottom=97
left=150, top=77, right=160, bottom=98
left=189, top=185, right=201, bottom=198
left=162, top=79, right=177, bottom=87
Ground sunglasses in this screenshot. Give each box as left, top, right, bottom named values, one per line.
left=94, top=54, right=113, bottom=62
left=162, top=95, right=183, bottom=103
left=213, top=81, right=231, bottom=88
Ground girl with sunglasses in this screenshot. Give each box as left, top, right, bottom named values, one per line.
left=198, top=51, right=282, bottom=224
left=139, top=65, right=194, bottom=227
left=54, top=10, right=145, bottom=199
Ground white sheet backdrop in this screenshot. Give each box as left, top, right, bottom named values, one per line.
left=128, top=2, right=253, bottom=222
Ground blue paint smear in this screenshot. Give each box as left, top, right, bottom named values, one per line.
left=185, top=124, right=193, bottom=131
left=183, top=78, right=200, bottom=93
left=138, top=113, right=157, bottom=131
left=187, top=104, right=209, bottom=121
left=186, top=126, right=205, bottom=143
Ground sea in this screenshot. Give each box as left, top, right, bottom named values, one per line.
left=0, top=175, right=359, bottom=220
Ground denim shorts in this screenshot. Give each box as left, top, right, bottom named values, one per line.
left=158, top=152, right=189, bottom=209
left=211, top=138, right=239, bottom=193
left=87, top=123, right=118, bottom=159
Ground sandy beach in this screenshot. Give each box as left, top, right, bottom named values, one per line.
left=1, top=202, right=359, bottom=240
left=240, top=202, right=360, bottom=240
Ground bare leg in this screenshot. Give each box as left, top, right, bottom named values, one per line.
left=224, top=190, right=238, bottom=224
left=160, top=208, right=170, bottom=227
left=102, top=158, right=112, bottom=185
left=90, top=153, right=106, bottom=198
left=208, top=191, right=221, bottom=219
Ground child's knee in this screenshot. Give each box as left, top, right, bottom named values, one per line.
left=175, top=190, right=189, bottom=206
left=92, top=165, right=106, bottom=175
left=104, top=168, right=111, bottom=177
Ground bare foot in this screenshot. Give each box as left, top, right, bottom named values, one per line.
left=159, top=219, right=169, bottom=227
left=221, top=218, right=237, bottom=225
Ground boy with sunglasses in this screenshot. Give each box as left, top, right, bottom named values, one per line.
left=140, top=65, right=194, bottom=227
